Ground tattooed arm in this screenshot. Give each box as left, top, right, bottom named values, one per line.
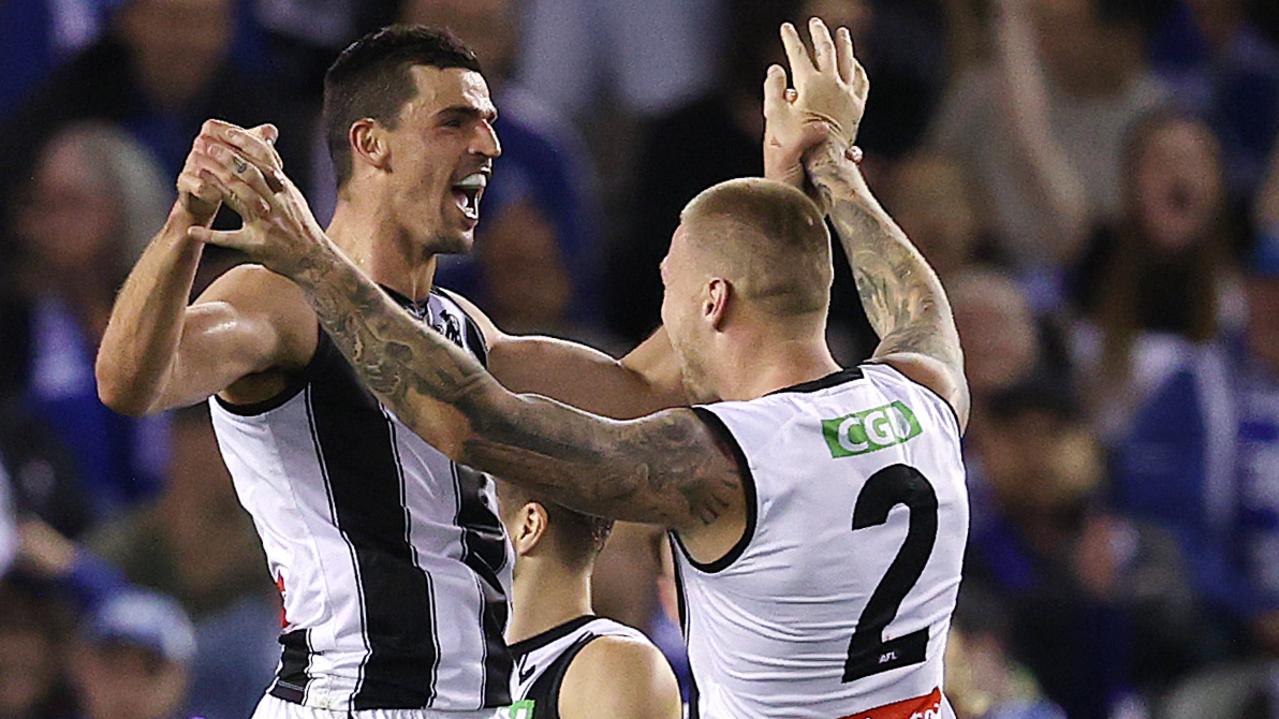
left=288, top=240, right=742, bottom=533
left=806, top=144, right=969, bottom=430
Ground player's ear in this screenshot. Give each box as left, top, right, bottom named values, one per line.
left=705, top=277, right=731, bottom=330
left=349, top=119, right=390, bottom=176
left=510, top=502, right=548, bottom=557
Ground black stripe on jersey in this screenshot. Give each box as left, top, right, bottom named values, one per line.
left=309, top=370, right=438, bottom=709
left=767, top=367, right=864, bottom=395
left=669, top=549, right=700, bottom=719
left=452, top=463, right=513, bottom=707
left=669, top=408, right=757, bottom=574
left=508, top=615, right=597, bottom=658
left=271, top=628, right=312, bottom=703
left=520, top=634, right=598, bottom=719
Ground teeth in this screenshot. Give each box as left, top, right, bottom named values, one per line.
left=455, top=173, right=487, bottom=190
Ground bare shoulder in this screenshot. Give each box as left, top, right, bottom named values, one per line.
left=558, top=635, right=681, bottom=719
left=874, top=352, right=969, bottom=434
left=195, top=263, right=317, bottom=369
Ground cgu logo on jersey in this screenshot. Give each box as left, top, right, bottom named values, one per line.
left=821, top=401, right=922, bottom=458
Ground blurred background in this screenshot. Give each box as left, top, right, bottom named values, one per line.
left=1, top=0, right=1279, bottom=717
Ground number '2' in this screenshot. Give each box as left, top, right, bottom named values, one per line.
left=844, top=464, right=938, bottom=683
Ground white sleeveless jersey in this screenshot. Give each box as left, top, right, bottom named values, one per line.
left=672, top=364, right=967, bottom=719
left=210, top=287, right=514, bottom=713
left=506, top=616, right=651, bottom=719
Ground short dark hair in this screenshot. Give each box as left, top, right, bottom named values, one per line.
left=502, top=484, right=614, bottom=569
left=323, top=25, right=482, bottom=188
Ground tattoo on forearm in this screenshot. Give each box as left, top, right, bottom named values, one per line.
left=290, top=246, right=739, bottom=528
left=808, top=155, right=963, bottom=370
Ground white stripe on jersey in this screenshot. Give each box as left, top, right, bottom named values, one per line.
left=673, top=364, right=967, bottom=719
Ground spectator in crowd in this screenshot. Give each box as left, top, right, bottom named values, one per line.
left=87, top=406, right=277, bottom=719
left=1, top=123, right=172, bottom=522
left=944, top=589, right=1067, bottom=719
left=0, top=0, right=311, bottom=233
left=69, top=589, right=195, bottom=719
left=402, top=0, right=607, bottom=339
left=1149, top=0, right=1279, bottom=202
left=1070, top=110, right=1241, bottom=438
left=930, top=0, right=1168, bottom=270
left=1108, top=229, right=1279, bottom=647
left=0, top=398, right=92, bottom=539
left=965, top=384, right=1197, bottom=718
left=0, top=580, right=76, bottom=719
left=884, top=154, right=987, bottom=279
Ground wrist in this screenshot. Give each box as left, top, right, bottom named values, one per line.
left=804, top=142, right=854, bottom=178
left=168, top=198, right=216, bottom=230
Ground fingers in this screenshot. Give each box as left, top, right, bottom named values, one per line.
left=189, top=151, right=271, bottom=220
left=763, top=64, right=788, bottom=119
left=780, top=22, right=815, bottom=82
left=187, top=225, right=252, bottom=252
left=852, top=56, right=870, bottom=99
left=837, top=26, right=855, bottom=85
left=809, top=17, right=838, bottom=74
left=203, top=143, right=276, bottom=209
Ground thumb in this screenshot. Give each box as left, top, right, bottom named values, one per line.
left=763, top=64, right=788, bottom=118
left=188, top=225, right=251, bottom=251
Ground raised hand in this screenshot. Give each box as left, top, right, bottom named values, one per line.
left=764, top=18, right=868, bottom=202
left=177, top=120, right=283, bottom=224
left=184, top=128, right=327, bottom=278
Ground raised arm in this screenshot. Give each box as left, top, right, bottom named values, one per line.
left=769, top=18, right=968, bottom=429
left=96, top=121, right=312, bottom=415
left=187, top=163, right=742, bottom=534
left=806, top=146, right=969, bottom=429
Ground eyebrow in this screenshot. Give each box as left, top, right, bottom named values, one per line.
left=434, top=104, right=498, bottom=123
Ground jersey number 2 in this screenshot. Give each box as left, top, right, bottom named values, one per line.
left=843, top=464, right=938, bottom=683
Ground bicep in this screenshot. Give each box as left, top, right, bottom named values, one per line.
left=489, top=333, right=683, bottom=419
left=559, top=639, right=681, bottom=719
left=155, top=270, right=313, bottom=409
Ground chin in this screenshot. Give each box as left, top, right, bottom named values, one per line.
left=426, top=230, right=474, bottom=256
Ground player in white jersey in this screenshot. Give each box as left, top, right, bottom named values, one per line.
left=495, top=483, right=679, bottom=719
left=193, top=18, right=968, bottom=719
left=95, top=26, right=686, bottom=717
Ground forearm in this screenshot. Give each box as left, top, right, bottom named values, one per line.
left=96, top=202, right=209, bottom=414
left=806, top=144, right=961, bottom=368
left=287, top=239, right=726, bottom=527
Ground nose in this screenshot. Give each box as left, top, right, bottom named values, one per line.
left=471, top=120, right=501, bottom=159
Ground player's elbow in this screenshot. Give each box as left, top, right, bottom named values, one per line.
left=95, top=358, right=153, bottom=417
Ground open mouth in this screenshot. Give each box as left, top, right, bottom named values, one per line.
left=451, top=172, right=487, bottom=222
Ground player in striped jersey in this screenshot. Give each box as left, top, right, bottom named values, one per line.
left=496, top=483, right=680, bottom=719
left=95, top=26, right=685, bottom=718
left=194, top=18, right=969, bottom=718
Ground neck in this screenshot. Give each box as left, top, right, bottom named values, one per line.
left=506, top=560, right=594, bottom=644
left=715, top=333, right=842, bottom=401
left=326, top=198, right=438, bottom=302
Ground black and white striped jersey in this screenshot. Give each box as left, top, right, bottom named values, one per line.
left=507, top=616, right=650, bottom=719
left=209, top=287, right=513, bottom=712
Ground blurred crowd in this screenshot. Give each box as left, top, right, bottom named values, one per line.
left=1, top=0, right=1279, bottom=717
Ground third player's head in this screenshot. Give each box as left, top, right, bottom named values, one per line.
left=495, top=483, right=614, bottom=581
left=323, top=25, right=500, bottom=255
left=660, top=178, right=833, bottom=402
